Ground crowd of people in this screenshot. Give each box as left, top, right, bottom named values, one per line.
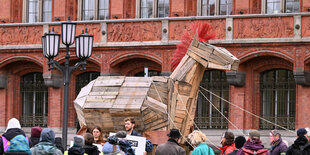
left=2, top=117, right=310, bottom=155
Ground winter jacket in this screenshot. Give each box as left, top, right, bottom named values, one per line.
left=64, top=146, right=85, bottom=155
left=31, top=142, right=63, bottom=155
left=155, top=139, right=186, bottom=155
left=221, top=144, right=236, bottom=155
left=5, top=135, right=31, bottom=154
left=83, top=144, right=102, bottom=155
left=29, top=126, right=42, bottom=148
left=130, top=130, right=142, bottom=137
left=0, top=128, right=27, bottom=154
left=191, top=142, right=215, bottom=155
left=29, top=137, right=40, bottom=148
left=30, top=128, right=63, bottom=155
left=270, top=138, right=287, bottom=155
left=287, top=136, right=310, bottom=155
left=236, top=139, right=270, bottom=155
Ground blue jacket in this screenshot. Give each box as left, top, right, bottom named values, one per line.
left=191, top=143, right=215, bottom=155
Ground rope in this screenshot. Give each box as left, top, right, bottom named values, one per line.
left=199, top=86, right=295, bottom=134
left=152, top=81, right=196, bottom=149
left=176, top=90, right=221, bottom=150
left=198, top=90, right=246, bottom=137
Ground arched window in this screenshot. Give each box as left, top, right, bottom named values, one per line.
left=20, top=72, right=48, bottom=127
left=260, top=69, right=296, bottom=130
left=76, top=71, right=100, bottom=94
left=195, top=70, right=229, bottom=129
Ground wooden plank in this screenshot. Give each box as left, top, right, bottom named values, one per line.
left=152, top=76, right=168, bottom=83
left=208, top=62, right=231, bottom=70
left=93, top=76, right=125, bottom=87
left=86, top=96, right=116, bottom=102
left=91, top=87, right=120, bottom=93
left=187, top=50, right=209, bottom=68
left=143, top=100, right=167, bottom=115
left=125, top=77, right=152, bottom=82
left=169, top=93, right=177, bottom=129
left=117, top=87, right=149, bottom=98
left=177, top=82, right=192, bottom=95
left=122, top=82, right=152, bottom=87
left=146, top=96, right=167, bottom=111
left=177, top=94, right=189, bottom=104
left=84, top=102, right=113, bottom=109
left=170, top=55, right=189, bottom=79
left=89, top=91, right=119, bottom=96
left=176, top=57, right=196, bottom=81
left=184, top=63, right=198, bottom=83
left=149, top=121, right=169, bottom=130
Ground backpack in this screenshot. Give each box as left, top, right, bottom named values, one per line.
left=2, top=136, right=29, bottom=154
left=242, top=148, right=269, bottom=155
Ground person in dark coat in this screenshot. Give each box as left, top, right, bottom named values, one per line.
left=65, top=135, right=85, bottom=155
left=83, top=133, right=101, bottom=155
left=124, top=117, right=142, bottom=136
left=269, top=130, right=287, bottom=155
left=287, top=128, right=310, bottom=155
left=30, top=128, right=62, bottom=155
left=155, top=129, right=186, bottom=155
left=29, top=126, right=42, bottom=148
left=0, top=118, right=28, bottom=154
left=55, top=137, right=65, bottom=153
left=236, top=130, right=269, bottom=155
left=227, top=136, right=246, bottom=155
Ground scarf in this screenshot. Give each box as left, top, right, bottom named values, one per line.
left=271, top=138, right=282, bottom=150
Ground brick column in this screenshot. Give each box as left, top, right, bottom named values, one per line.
left=48, top=87, right=63, bottom=127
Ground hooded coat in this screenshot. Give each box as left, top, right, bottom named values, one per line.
left=30, top=128, right=63, bottom=155
left=287, top=136, right=310, bottom=155
left=236, top=139, right=270, bottom=155
left=5, top=135, right=31, bottom=155
left=0, top=118, right=27, bottom=154
left=29, top=127, right=42, bottom=148
left=83, top=144, right=101, bottom=155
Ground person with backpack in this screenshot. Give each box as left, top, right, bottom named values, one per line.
left=187, top=130, right=215, bottom=155
left=4, top=135, right=31, bottom=155
left=0, top=118, right=29, bottom=154
left=287, top=128, right=310, bottom=155
left=30, top=128, right=63, bottom=155
left=236, top=130, right=269, bottom=155
left=269, top=130, right=287, bottom=155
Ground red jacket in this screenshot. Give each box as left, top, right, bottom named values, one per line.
left=221, top=144, right=236, bottom=155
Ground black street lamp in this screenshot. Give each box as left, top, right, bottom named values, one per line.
left=42, top=18, right=93, bottom=148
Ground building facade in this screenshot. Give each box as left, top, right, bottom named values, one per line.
left=0, top=0, right=310, bottom=137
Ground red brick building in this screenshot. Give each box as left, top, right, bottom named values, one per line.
left=0, top=0, right=310, bottom=138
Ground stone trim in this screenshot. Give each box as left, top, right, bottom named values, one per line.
left=226, top=71, right=246, bottom=87
left=0, top=75, right=8, bottom=89
left=293, top=70, right=310, bottom=86
left=2, top=13, right=310, bottom=27
left=43, top=74, right=63, bottom=88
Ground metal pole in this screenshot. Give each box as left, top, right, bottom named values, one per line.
left=62, top=45, right=70, bottom=148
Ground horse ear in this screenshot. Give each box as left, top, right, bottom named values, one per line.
left=190, top=29, right=199, bottom=48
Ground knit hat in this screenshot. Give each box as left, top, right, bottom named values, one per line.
left=6, top=118, right=21, bottom=131
left=74, top=135, right=84, bottom=147
left=235, top=136, right=246, bottom=149
left=249, top=130, right=260, bottom=139
left=31, top=126, right=42, bottom=138
left=297, top=128, right=307, bottom=137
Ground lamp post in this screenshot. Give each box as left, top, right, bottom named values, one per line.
left=42, top=18, right=93, bottom=148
